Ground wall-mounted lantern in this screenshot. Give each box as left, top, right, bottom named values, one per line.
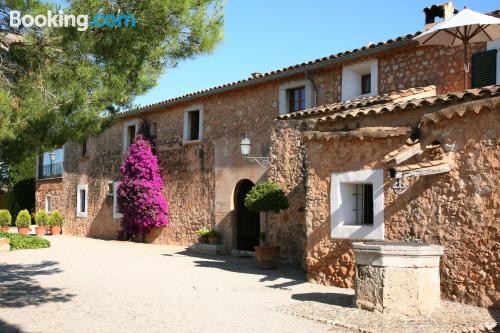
left=240, top=135, right=270, bottom=169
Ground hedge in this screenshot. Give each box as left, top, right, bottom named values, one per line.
left=0, top=232, right=50, bottom=250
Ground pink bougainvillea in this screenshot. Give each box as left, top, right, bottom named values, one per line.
left=118, top=135, right=168, bottom=239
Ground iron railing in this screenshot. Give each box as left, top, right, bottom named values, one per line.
left=39, top=162, right=63, bottom=179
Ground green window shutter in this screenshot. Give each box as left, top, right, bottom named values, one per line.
left=471, top=49, right=497, bottom=88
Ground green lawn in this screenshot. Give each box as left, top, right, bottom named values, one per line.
left=0, top=232, right=50, bottom=250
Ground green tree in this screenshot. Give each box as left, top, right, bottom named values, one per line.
left=0, top=0, right=224, bottom=166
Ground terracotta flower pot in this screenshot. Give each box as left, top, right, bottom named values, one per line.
left=208, top=236, right=221, bottom=245
left=0, top=226, right=9, bottom=233
left=35, top=226, right=46, bottom=236
left=254, top=246, right=280, bottom=269
left=199, top=235, right=209, bottom=244
left=51, top=225, right=61, bottom=235
left=18, top=227, right=30, bottom=235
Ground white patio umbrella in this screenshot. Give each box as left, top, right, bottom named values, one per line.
left=414, top=8, right=500, bottom=89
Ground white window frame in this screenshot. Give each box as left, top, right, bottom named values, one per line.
left=183, top=105, right=204, bottom=143
left=76, top=184, right=88, bottom=218
left=279, top=80, right=314, bottom=115
left=341, top=59, right=378, bottom=101
left=331, top=169, right=384, bottom=240
left=113, top=181, right=123, bottom=219
left=123, top=119, right=140, bottom=153
left=45, top=194, right=52, bottom=213
left=487, top=39, right=500, bottom=84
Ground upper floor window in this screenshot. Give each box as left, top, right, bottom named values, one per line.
left=81, top=138, right=89, bottom=158
left=472, top=39, right=499, bottom=88
left=38, top=147, right=64, bottom=179
left=279, top=80, right=313, bottom=115
left=288, top=86, right=306, bottom=113
left=341, top=59, right=378, bottom=101
left=123, top=119, right=140, bottom=152
left=183, top=106, right=203, bottom=143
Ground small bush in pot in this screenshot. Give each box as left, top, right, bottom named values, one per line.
left=34, top=210, right=49, bottom=236
left=244, top=181, right=289, bottom=269
left=196, top=227, right=210, bottom=244
left=0, top=210, right=11, bottom=233
left=15, top=209, right=31, bottom=235
left=48, top=210, right=64, bottom=235
left=207, top=229, right=221, bottom=245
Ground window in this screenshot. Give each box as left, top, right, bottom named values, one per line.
left=76, top=184, right=88, bottom=218
left=341, top=59, right=378, bottom=101
left=123, top=119, right=139, bottom=152
left=112, top=182, right=123, bottom=219
left=361, top=74, right=372, bottom=95
left=81, top=138, right=89, bottom=158
left=288, top=86, right=306, bottom=113
left=38, top=147, right=64, bottom=179
left=279, top=80, right=314, bottom=115
left=45, top=195, right=52, bottom=213
left=331, top=169, right=384, bottom=240
left=183, top=106, right=203, bottom=143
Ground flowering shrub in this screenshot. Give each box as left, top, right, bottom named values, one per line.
left=118, top=135, right=169, bottom=239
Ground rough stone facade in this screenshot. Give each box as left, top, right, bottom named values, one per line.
left=35, top=178, right=65, bottom=214
left=33, top=14, right=497, bottom=307
left=269, top=96, right=499, bottom=308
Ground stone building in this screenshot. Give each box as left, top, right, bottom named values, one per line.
left=35, top=4, right=499, bottom=307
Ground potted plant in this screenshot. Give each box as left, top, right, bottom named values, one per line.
left=48, top=210, right=64, bottom=235
left=196, top=227, right=210, bottom=244
left=244, top=181, right=289, bottom=269
left=0, top=209, right=11, bottom=233
left=15, top=209, right=32, bottom=235
left=34, top=210, right=49, bottom=236
left=207, top=229, right=221, bottom=245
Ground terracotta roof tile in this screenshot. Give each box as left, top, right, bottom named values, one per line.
left=306, top=85, right=500, bottom=124
left=278, top=85, right=437, bottom=121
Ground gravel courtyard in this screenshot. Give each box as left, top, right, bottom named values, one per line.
left=0, top=235, right=340, bottom=333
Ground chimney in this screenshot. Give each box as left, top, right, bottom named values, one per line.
left=423, top=1, right=458, bottom=30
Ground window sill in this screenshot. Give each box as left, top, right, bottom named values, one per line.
left=76, top=213, right=88, bottom=219
left=182, top=139, right=203, bottom=146
left=37, top=176, right=63, bottom=181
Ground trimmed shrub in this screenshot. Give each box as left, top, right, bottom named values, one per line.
left=118, top=135, right=169, bottom=240
left=48, top=210, right=64, bottom=226
left=244, top=181, right=289, bottom=214
left=196, top=227, right=210, bottom=237
left=34, top=210, right=49, bottom=227
left=0, top=210, right=11, bottom=227
left=0, top=232, right=50, bottom=250
left=15, top=209, right=31, bottom=228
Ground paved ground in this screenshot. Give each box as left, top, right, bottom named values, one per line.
left=0, top=235, right=341, bottom=333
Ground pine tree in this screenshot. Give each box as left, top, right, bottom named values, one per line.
left=118, top=135, right=168, bottom=241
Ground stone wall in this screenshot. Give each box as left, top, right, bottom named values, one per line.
left=270, top=98, right=499, bottom=307
left=35, top=38, right=487, bottom=257
left=35, top=178, right=65, bottom=214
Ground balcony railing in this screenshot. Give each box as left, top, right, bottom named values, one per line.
left=39, top=162, right=63, bottom=179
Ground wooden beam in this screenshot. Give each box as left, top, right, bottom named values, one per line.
left=391, top=163, right=451, bottom=179
left=384, top=143, right=423, bottom=165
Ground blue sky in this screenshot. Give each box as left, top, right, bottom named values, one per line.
left=47, top=1, right=497, bottom=107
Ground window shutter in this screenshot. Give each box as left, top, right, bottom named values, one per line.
left=471, top=49, right=497, bottom=88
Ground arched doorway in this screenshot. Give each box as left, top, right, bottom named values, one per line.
left=235, top=180, right=260, bottom=251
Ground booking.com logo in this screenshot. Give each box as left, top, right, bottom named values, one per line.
left=10, top=10, right=136, bottom=31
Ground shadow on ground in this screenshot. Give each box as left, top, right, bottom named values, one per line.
left=291, top=292, right=354, bottom=308
left=163, top=250, right=307, bottom=290
left=0, top=318, right=26, bottom=333
left=0, top=260, right=75, bottom=308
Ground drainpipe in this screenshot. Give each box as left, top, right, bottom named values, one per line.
left=304, top=70, right=318, bottom=107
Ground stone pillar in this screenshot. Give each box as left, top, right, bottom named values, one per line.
left=0, top=237, right=10, bottom=253
left=352, top=241, right=444, bottom=316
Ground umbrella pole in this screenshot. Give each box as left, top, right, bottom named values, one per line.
left=463, top=32, right=469, bottom=90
